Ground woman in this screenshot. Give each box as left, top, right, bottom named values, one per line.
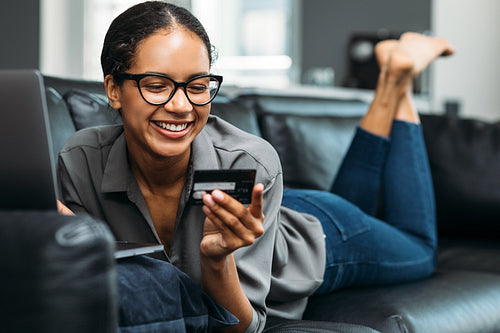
left=57, top=1, right=454, bottom=332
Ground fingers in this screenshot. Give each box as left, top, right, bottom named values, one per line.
left=202, top=185, right=265, bottom=247
left=249, top=183, right=264, bottom=219
left=203, top=207, right=257, bottom=249
left=57, top=200, right=75, bottom=216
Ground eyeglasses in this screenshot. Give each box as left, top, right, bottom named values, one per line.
left=115, top=73, right=223, bottom=106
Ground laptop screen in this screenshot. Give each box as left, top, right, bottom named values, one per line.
left=0, top=69, right=58, bottom=210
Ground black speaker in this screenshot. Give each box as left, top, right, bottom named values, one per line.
left=343, top=31, right=427, bottom=94
left=343, top=32, right=401, bottom=90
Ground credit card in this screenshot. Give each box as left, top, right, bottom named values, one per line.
left=191, top=169, right=256, bottom=205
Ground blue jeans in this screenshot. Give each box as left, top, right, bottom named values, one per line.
left=117, top=256, right=238, bottom=332
left=282, top=121, right=437, bottom=295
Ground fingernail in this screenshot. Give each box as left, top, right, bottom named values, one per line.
left=212, top=190, right=224, bottom=201
left=204, top=194, right=215, bottom=206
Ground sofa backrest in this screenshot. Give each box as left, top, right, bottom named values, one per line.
left=421, top=114, right=500, bottom=238
left=41, top=75, right=377, bottom=192
left=44, top=76, right=112, bottom=160
left=42, top=75, right=500, bottom=239
left=44, top=76, right=106, bottom=96
left=42, top=76, right=264, bottom=161
left=245, top=90, right=369, bottom=190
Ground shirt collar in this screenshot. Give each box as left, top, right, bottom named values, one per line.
left=100, top=118, right=220, bottom=194
left=191, top=123, right=219, bottom=170
left=101, top=131, right=130, bottom=193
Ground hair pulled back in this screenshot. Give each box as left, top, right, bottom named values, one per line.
left=100, top=1, right=214, bottom=81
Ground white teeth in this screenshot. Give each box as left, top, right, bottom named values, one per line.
left=155, top=121, right=188, bottom=132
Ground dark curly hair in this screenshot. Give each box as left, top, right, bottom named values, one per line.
left=100, top=1, right=216, bottom=82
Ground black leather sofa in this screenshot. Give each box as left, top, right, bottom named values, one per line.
left=8, top=74, right=500, bottom=332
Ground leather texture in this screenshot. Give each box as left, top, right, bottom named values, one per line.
left=37, top=75, right=500, bottom=333
left=0, top=211, right=117, bottom=333
left=45, top=87, right=77, bottom=159
left=259, top=112, right=361, bottom=190
left=211, top=95, right=262, bottom=137
left=304, top=269, right=500, bottom=333
left=421, top=114, right=500, bottom=238
left=264, top=317, right=380, bottom=333
left=63, top=88, right=122, bottom=130
left=43, top=75, right=106, bottom=96
left=251, top=93, right=366, bottom=191
left=438, top=237, right=500, bottom=273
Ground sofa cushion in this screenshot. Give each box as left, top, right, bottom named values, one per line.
left=260, top=113, right=361, bottom=190
left=303, top=269, right=500, bottom=333
left=249, top=93, right=367, bottom=190
left=264, top=317, right=379, bottom=333
left=438, top=237, right=500, bottom=273
left=64, top=89, right=121, bottom=130
left=421, top=114, right=500, bottom=238
left=210, top=95, right=261, bottom=137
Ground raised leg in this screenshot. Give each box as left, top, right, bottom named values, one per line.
left=332, top=33, right=454, bottom=213
left=289, top=34, right=455, bottom=293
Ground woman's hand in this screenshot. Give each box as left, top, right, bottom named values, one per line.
left=57, top=200, right=75, bottom=216
left=201, top=183, right=265, bottom=261
left=200, top=183, right=265, bottom=331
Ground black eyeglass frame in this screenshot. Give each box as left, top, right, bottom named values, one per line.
left=114, top=72, right=223, bottom=106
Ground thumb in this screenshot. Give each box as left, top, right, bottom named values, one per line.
left=249, top=183, right=264, bottom=218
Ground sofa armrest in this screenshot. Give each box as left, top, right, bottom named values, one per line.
left=0, top=211, right=117, bottom=333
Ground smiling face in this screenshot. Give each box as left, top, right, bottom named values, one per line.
left=106, top=28, right=211, bottom=163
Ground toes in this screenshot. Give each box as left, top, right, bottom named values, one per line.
left=436, top=37, right=455, bottom=56
left=375, top=39, right=399, bottom=69
left=397, top=32, right=454, bottom=76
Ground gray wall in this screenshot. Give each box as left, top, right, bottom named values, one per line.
left=300, top=0, right=431, bottom=86
left=1, top=0, right=430, bottom=80
left=0, top=0, right=40, bottom=69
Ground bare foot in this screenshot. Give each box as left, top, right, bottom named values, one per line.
left=374, top=39, right=398, bottom=70
left=376, top=33, right=454, bottom=80
left=360, top=40, right=415, bottom=136
left=378, top=42, right=421, bottom=123
left=372, top=33, right=454, bottom=123
left=361, top=33, right=454, bottom=134
left=398, top=32, right=454, bottom=77
left=374, top=40, right=415, bottom=97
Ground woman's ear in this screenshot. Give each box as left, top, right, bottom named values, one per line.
left=104, top=74, right=122, bottom=110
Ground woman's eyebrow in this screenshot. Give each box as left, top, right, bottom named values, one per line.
left=187, top=71, right=210, bottom=79
left=142, top=71, right=210, bottom=80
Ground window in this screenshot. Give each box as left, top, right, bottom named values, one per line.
left=41, top=0, right=298, bottom=86
left=41, top=0, right=145, bottom=80
left=192, top=0, right=298, bottom=88
left=83, top=0, right=144, bottom=80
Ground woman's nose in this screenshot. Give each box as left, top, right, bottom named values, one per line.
left=163, top=88, right=193, bottom=112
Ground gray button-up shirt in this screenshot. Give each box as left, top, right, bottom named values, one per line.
left=57, top=115, right=325, bottom=333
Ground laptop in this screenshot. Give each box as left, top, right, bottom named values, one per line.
left=0, top=69, right=57, bottom=210
left=114, top=241, right=165, bottom=259
left=0, top=69, right=164, bottom=259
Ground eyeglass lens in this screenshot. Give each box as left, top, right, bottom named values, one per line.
left=138, top=76, right=219, bottom=105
